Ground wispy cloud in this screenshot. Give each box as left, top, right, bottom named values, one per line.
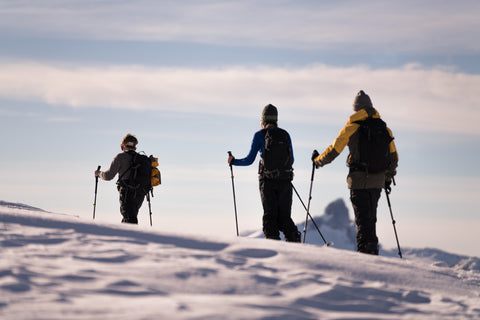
left=1, top=1, right=479, bottom=54
left=1, top=61, right=479, bottom=135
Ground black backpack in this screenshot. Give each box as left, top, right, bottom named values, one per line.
left=120, top=151, right=156, bottom=195
left=351, top=118, right=393, bottom=173
left=259, top=128, right=293, bottom=179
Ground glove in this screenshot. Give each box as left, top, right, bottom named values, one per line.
left=312, top=150, right=323, bottom=168
left=228, top=154, right=235, bottom=166
left=385, top=179, right=392, bottom=194
left=94, top=170, right=101, bottom=178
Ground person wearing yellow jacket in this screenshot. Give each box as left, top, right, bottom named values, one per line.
left=312, top=90, right=398, bottom=255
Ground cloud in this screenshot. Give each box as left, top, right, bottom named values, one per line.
left=1, top=61, right=479, bottom=135
left=1, top=1, right=479, bottom=54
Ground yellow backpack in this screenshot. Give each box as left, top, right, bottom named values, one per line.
left=150, top=156, right=161, bottom=187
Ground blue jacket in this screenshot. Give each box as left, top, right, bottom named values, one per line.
left=233, top=127, right=294, bottom=166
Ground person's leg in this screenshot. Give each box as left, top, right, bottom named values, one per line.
left=260, top=179, right=280, bottom=240
left=277, top=180, right=300, bottom=242
left=350, top=188, right=381, bottom=254
left=131, top=191, right=145, bottom=223
left=119, top=188, right=140, bottom=224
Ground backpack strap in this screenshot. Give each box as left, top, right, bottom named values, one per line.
left=117, top=150, right=137, bottom=185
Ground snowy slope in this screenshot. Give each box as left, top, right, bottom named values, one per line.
left=1, top=202, right=479, bottom=319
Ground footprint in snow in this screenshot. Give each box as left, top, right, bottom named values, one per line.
left=230, top=248, right=278, bottom=259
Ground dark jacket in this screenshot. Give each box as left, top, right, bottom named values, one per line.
left=233, top=127, right=294, bottom=164
left=233, top=126, right=294, bottom=180
left=99, top=151, right=134, bottom=183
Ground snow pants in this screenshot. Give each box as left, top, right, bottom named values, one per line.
left=259, top=178, right=300, bottom=242
left=350, top=188, right=381, bottom=255
left=118, top=187, right=145, bottom=224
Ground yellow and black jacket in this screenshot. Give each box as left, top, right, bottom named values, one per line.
left=314, top=107, right=398, bottom=189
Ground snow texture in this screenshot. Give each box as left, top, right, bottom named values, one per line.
left=1, top=200, right=479, bottom=319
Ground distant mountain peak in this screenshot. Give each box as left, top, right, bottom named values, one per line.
left=323, top=198, right=351, bottom=230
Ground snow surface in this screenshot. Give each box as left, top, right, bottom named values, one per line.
left=1, top=201, right=480, bottom=320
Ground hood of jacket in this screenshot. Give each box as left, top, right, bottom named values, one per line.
left=347, top=107, right=380, bottom=124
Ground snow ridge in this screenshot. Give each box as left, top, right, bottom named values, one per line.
left=1, top=204, right=479, bottom=319
left=0, top=200, right=46, bottom=212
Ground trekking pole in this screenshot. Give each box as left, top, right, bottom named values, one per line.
left=302, top=162, right=316, bottom=243
left=292, top=183, right=331, bottom=246
left=93, top=165, right=101, bottom=219
left=146, top=191, right=153, bottom=226
left=228, top=151, right=239, bottom=236
left=385, top=177, right=402, bottom=258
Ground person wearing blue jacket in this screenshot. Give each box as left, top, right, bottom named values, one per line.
left=228, top=104, right=301, bottom=242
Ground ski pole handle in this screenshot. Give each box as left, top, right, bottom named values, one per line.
left=95, top=165, right=101, bottom=183
left=95, top=166, right=101, bottom=182
left=228, top=151, right=233, bottom=167
left=310, top=161, right=316, bottom=181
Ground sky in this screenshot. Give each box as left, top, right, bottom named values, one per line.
left=0, top=0, right=479, bottom=256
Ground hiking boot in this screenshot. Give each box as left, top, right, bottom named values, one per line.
left=358, top=242, right=379, bottom=255
left=364, top=242, right=379, bottom=255
left=264, top=234, right=281, bottom=240
left=286, top=231, right=301, bottom=243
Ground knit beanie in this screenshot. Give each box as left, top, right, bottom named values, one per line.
left=261, top=104, right=278, bottom=124
left=121, top=134, right=138, bottom=150
left=353, top=90, right=373, bottom=111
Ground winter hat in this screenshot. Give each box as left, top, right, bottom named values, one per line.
left=121, top=134, right=138, bottom=150
left=353, top=90, right=373, bottom=111
left=261, top=104, right=278, bottom=124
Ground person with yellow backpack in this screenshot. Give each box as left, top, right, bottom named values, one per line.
left=95, top=134, right=160, bottom=225
left=312, top=91, right=398, bottom=255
